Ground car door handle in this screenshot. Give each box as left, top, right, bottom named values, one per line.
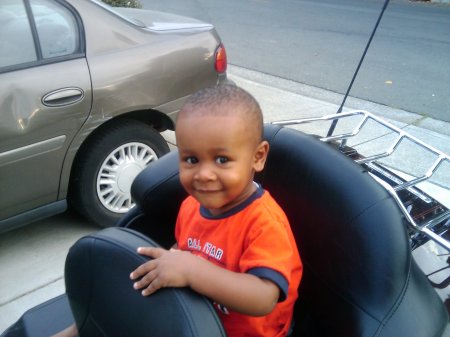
left=42, top=87, right=84, bottom=107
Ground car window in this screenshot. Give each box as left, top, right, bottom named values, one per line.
left=31, top=0, right=79, bottom=59
left=0, top=0, right=80, bottom=70
left=0, top=1, right=37, bottom=67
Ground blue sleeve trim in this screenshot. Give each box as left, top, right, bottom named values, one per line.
left=247, top=267, right=289, bottom=302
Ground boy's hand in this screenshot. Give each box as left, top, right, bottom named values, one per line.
left=130, top=246, right=281, bottom=316
left=130, top=247, right=194, bottom=296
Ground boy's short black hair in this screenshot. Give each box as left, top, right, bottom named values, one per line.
left=177, top=84, right=264, bottom=141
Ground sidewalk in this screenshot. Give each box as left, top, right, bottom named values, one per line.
left=228, top=65, right=450, bottom=140
left=1, top=65, right=450, bottom=333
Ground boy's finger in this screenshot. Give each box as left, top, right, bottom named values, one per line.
left=129, top=247, right=166, bottom=280
left=133, top=269, right=156, bottom=290
left=137, top=246, right=165, bottom=258
left=141, top=278, right=162, bottom=296
left=129, top=259, right=155, bottom=280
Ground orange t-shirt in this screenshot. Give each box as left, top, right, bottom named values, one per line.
left=175, top=186, right=302, bottom=337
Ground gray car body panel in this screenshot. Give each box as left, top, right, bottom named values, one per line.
left=0, top=0, right=227, bottom=231
left=0, top=59, right=92, bottom=220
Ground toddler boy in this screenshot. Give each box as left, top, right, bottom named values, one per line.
left=131, top=84, right=302, bottom=337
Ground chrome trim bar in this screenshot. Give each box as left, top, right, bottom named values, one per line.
left=393, top=155, right=446, bottom=192
left=422, top=210, right=450, bottom=230
left=0, top=135, right=66, bottom=167
left=373, top=174, right=450, bottom=252
left=365, top=162, right=431, bottom=202
left=274, top=110, right=448, bottom=158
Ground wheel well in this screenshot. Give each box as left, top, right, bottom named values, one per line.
left=83, top=109, right=173, bottom=153
left=67, top=110, right=173, bottom=199
left=117, top=109, right=175, bottom=132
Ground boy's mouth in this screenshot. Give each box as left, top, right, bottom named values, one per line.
left=196, top=188, right=220, bottom=193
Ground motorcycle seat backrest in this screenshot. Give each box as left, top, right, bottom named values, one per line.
left=65, top=227, right=227, bottom=337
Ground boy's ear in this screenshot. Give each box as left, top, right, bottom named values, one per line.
left=253, top=140, right=270, bottom=172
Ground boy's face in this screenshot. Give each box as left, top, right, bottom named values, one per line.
left=176, top=109, right=268, bottom=216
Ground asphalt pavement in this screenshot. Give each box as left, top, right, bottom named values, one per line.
left=1, top=65, right=450, bottom=333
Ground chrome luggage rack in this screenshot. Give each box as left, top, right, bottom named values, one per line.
left=273, top=110, right=450, bottom=252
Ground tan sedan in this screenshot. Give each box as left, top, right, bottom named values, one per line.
left=0, top=0, right=228, bottom=232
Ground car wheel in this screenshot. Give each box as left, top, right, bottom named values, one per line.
left=71, top=119, right=170, bottom=227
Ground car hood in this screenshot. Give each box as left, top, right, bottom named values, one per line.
left=114, top=8, right=214, bottom=32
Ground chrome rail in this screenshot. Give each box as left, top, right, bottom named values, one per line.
left=273, top=110, right=450, bottom=251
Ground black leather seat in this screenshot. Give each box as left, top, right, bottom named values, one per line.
left=67, top=124, right=448, bottom=337
left=257, top=125, right=449, bottom=337
left=65, top=227, right=226, bottom=337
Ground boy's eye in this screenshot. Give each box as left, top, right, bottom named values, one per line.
left=215, top=156, right=229, bottom=164
left=185, top=156, right=198, bottom=164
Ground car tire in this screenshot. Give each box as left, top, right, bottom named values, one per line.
left=70, top=119, right=170, bottom=227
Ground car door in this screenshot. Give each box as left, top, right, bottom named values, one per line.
left=0, top=0, right=91, bottom=224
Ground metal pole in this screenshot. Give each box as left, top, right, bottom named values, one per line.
left=327, top=0, right=391, bottom=137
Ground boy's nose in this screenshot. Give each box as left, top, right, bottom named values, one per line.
left=194, top=163, right=216, bottom=181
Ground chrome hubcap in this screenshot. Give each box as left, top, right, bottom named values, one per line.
left=97, top=142, right=157, bottom=213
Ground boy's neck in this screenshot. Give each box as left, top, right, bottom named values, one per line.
left=200, top=182, right=263, bottom=219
